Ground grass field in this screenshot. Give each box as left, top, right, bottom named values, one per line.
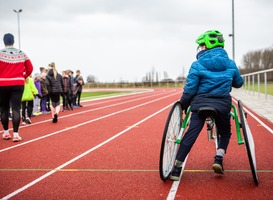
left=80, top=83, right=273, bottom=102
left=244, top=82, right=273, bottom=95
left=81, top=91, right=134, bottom=100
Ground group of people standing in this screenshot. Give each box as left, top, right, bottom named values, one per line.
left=0, top=33, right=84, bottom=142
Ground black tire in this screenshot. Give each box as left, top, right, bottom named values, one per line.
left=159, top=101, right=183, bottom=181
left=238, top=100, right=259, bottom=185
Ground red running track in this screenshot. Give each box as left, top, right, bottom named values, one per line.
left=0, top=88, right=273, bottom=200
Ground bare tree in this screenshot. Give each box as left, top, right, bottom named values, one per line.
left=86, top=74, right=97, bottom=83
left=242, top=46, right=273, bottom=70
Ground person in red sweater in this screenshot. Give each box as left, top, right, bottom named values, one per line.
left=0, top=33, right=33, bottom=142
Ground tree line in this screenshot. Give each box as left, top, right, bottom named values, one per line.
left=240, top=45, right=273, bottom=81
left=241, top=45, right=273, bottom=70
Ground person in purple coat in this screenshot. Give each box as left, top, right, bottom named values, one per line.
left=33, top=73, right=42, bottom=115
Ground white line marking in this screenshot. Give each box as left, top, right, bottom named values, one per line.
left=232, top=98, right=273, bottom=134
left=166, top=156, right=188, bottom=200
left=0, top=89, right=175, bottom=133
left=166, top=98, right=273, bottom=199
left=1, top=102, right=173, bottom=199
left=0, top=91, right=180, bottom=153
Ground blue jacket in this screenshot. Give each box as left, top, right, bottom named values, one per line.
left=181, top=47, right=244, bottom=113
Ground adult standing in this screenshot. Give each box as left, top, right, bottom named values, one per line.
left=0, top=33, right=33, bottom=142
left=45, top=62, right=63, bottom=123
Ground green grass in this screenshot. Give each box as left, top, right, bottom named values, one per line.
left=244, top=82, right=273, bottom=95
left=80, top=91, right=133, bottom=100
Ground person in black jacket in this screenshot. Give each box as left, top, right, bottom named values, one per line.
left=45, top=62, right=63, bottom=123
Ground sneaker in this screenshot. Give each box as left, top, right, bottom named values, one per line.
left=22, top=120, right=26, bottom=125
left=25, top=117, right=32, bottom=124
left=34, top=111, right=42, bottom=115
left=13, top=136, right=22, bottom=142
left=3, top=133, right=12, bottom=140
left=52, top=114, right=58, bottom=123
left=212, top=155, right=224, bottom=174
left=170, top=166, right=182, bottom=181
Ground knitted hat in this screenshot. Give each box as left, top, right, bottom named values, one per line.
left=3, top=33, right=14, bottom=46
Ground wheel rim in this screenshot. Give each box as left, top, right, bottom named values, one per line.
left=161, top=105, right=182, bottom=178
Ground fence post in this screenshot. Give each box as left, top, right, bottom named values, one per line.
left=241, top=68, right=273, bottom=100
left=264, top=72, right=267, bottom=100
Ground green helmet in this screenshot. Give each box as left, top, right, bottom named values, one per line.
left=196, top=30, right=225, bottom=49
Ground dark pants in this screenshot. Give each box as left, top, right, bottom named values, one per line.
left=73, top=91, right=82, bottom=106
left=62, top=92, right=72, bottom=108
left=0, top=86, right=24, bottom=132
left=176, top=111, right=231, bottom=162
left=21, top=100, right=34, bottom=120
left=41, top=96, right=47, bottom=112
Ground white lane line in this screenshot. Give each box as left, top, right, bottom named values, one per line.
left=0, top=91, right=181, bottom=153
left=0, top=89, right=176, bottom=133
left=166, top=156, right=188, bottom=200
left=1, top=102, right=173, bottom=200
left=166, top=98, right=273, bottom=199
left=232, top=98, right=273, bottom=134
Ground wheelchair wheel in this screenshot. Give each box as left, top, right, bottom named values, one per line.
left=159, top=101, right=182, bottom=181
left=238, top=100, right=259, bottom=185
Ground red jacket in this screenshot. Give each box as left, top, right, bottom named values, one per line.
left=0, top=47, right=33, bottom=86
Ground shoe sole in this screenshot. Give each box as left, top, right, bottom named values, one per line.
left=3, top=136, right=11, bottom=140
left=13, top=137, right=22, bottom=142
left=170, top=176, right=180, bottom=181
left=212, top=164, right=224, bottom=174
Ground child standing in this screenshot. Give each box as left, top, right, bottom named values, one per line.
left=46, top=62, right=63, bottom=123
left=40, top=73, right=49, bottom=114
left=21, top=76, right=38, bottom=124
left=62, top=71, right=73, bottom=111
left=33, top=73, right=42, bottom=115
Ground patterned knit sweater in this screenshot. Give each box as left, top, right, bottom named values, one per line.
left=0, top=47, right=33, bottom=86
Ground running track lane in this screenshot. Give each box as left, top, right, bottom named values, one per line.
left=0, top=89, right=178, bottom=199
left=0, top=88, right=273, bottom=199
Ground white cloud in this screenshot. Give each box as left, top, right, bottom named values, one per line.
left=1, top=0, right=273, bottom=82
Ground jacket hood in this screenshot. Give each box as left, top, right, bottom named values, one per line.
left=197, top=47, right=229, bottom=72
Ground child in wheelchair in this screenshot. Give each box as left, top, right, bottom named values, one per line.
left=170, top=30, right=244, bottom=181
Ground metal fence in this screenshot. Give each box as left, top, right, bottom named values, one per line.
left=242, top=68, right=273, bottom=100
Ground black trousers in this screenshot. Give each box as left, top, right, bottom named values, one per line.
left=62, top=92, right=72, bottom=108
left=0, top=85, right=24, bottom=132
left=176, top=111, right=231, bottom=162
left=21, top=100, right=34, bottom=119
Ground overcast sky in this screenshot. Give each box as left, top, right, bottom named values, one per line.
left=1, top=0, right=273, bottom=82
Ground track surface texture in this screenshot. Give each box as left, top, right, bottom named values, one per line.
left=1, top=88, right=273, bottom=200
